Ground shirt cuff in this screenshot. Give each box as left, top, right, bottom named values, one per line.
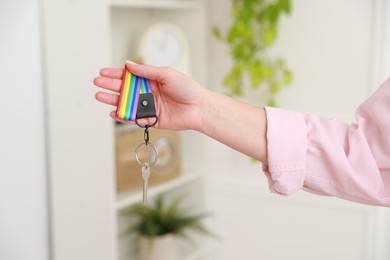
left=262, top=107, right=308, bottom=195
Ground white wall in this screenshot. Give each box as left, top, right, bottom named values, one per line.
left=272, top=0, right=387, bottom=119
left=0, top=1, right=49, bottom=260
left=383, top=0, right=390, bottom=77
left=207, top=0, right=390, bottom=259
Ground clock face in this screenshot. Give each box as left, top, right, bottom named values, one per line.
left=137, top=23, right=191, bottom=70
left=145, top=30, right=181, bottom=67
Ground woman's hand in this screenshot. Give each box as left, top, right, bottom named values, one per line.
left=93, top=62, right=209, bottom=131
left=94, top=62, right=267, bottom=162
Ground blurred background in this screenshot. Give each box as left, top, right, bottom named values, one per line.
left=1, top=0, right=390, bottom=260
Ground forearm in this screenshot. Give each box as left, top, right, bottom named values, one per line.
left=195, top=90, right=267, bottom=163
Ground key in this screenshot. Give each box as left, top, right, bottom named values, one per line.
left=141, top=164, right=151, bottom=204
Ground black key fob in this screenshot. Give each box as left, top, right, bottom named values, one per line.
left=135, top=93, right=158, bottom=127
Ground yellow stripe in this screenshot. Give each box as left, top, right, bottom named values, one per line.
left=119, top=71, right=130, bottom=118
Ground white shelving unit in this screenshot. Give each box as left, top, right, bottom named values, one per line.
left=42, top=0, right=210, bottom=259
left=107, top=0, right=210, bottom=259
left=108, top=0, right=209, bottom=83
left=110, top=0, right=202, bottom=9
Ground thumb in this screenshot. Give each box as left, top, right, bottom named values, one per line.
left=125, top=60, right=168, bottom=82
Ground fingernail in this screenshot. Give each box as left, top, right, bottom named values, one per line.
left=125, top=60, right=137, bottom=65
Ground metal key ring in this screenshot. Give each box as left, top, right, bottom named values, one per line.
left=135, top=142, right=158, bottom=167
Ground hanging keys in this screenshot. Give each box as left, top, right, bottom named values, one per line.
left=135, top=127, right=158, bottom=204
left=141, top=164, right=151, bottom=204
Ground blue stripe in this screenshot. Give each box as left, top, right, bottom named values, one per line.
left=128, top=75, right=139, bottom=120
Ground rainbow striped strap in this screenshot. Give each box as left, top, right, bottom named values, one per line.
left=116, top=66, right=157, bottom=125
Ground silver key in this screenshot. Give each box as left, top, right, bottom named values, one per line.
left=141, top=164, right=151, bottom=204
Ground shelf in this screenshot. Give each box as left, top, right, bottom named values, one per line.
left=116, top=169, right=207, bottom=210
left=109, top=0, right=202, bottom=10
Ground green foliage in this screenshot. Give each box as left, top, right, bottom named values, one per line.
left=213, top=0, right=293, bottom=105
left=121, top=195, right=214, bottom=240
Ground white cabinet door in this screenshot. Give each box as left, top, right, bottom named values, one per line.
left=0, top=1, right=49, bottom=259
left=42, top=0, right=116, bottom=259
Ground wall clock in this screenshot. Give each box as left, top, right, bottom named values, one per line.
left=135, top=22, right=191, bottom=76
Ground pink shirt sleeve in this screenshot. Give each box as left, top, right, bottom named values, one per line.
left=263, top=78, right=390, bottom=207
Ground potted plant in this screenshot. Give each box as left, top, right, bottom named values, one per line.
left=121, top=194, right=214, bottom=260
left=213, top=0, right=293, bottom=105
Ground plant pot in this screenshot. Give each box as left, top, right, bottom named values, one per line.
left=140, top=234, right=179, bottom=260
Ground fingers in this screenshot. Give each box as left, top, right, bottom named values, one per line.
left=95, top=91, right=119, bottom=106
left=99, top=68, right=123, bottom=79
left=126, top=62, right=169, bottom=83
left=109, top=111, right=135, bottom=125
left=109, top=111, right=158, bottom=128
left=94, top=76, right=122, bottom=92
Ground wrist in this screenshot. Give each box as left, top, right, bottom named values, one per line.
left=194, top=89, right=220, bottom=134
left=193, top=90, right=268, bottom=163
left=192, top=89, right=215, bottom=134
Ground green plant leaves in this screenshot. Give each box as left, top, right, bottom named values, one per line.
left=213, top=0, right=293, bottom=105
left=279, top=0, right=292, bottom=13
left=263, top=26, right=276, bottom=47
left=212, top=26, right=222, bottom=40
left=120, top=195, right=214, bottom=240
left=264, top=4, right=279, bottom=24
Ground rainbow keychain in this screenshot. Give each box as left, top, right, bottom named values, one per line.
left=116, top=65, right=158, bottom=126
left=116, top=65, right=159, bottom=204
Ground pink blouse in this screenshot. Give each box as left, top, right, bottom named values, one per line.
left=263, top=78, right=390, bottom=207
